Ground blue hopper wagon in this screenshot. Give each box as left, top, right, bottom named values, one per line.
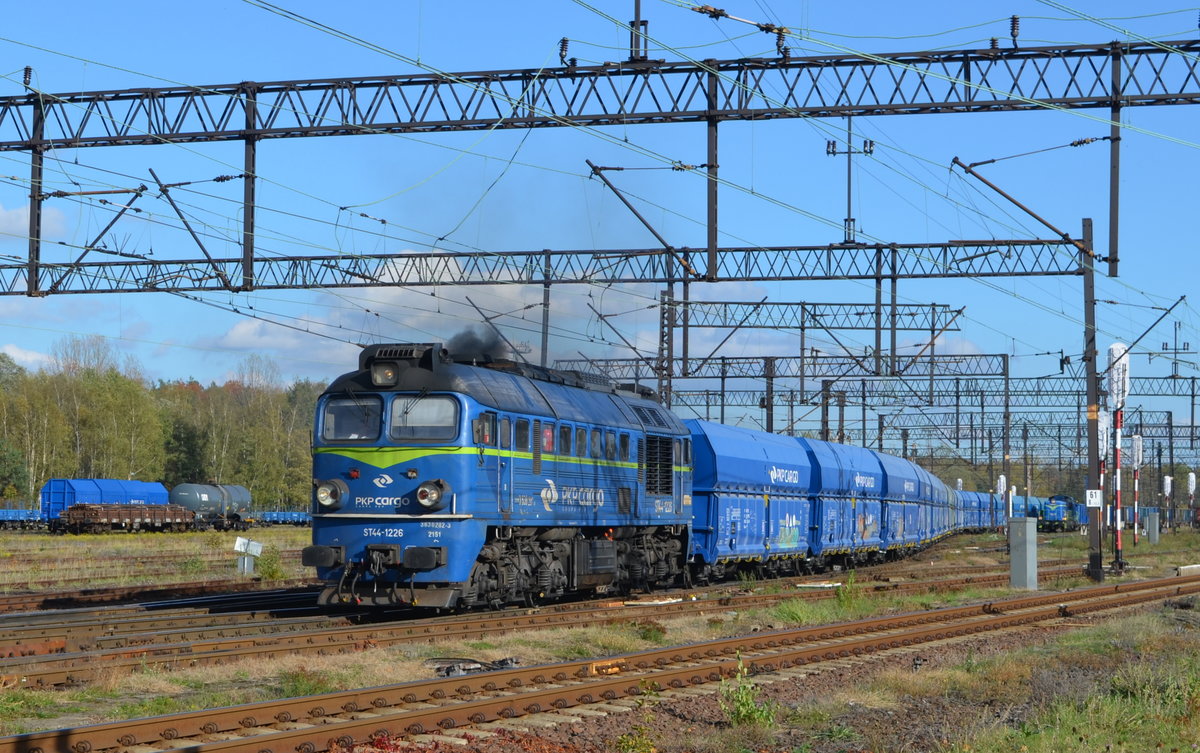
left=40, top=479, right=169, bottom=532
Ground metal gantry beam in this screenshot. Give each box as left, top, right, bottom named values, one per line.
left=883, top=410, right=1171, bottom=430
left=672, top=375, right=1197, bottom=408
left=901, top=422, right=1196, bottom=448
left=2, top=41, right=1198, bottom=149
left=682, top=300, right=961, bottom=330
left=1, top=240, right=1080, bottom=296
left=555, top=353, right=1010, bottom=379
left=13, top=39, right=1192, bottom=294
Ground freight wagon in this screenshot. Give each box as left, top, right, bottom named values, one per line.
left=40, top=479, right=170, bottom=533
left=58, top=503, right=196, bottom=534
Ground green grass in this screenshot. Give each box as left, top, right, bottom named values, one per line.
left=0, top=690, right=78, bottom=721
left=177, top=555, right=206, bottom=575
left=0, top=687, right=115, bottom=735
left=904, top=610, right=1199, bottom=752
left=274, top=668, right=341, bottom=698
left=549, top=624, right=648, bottom=660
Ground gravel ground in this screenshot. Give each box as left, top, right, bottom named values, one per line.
left=341, top=618, right=1089, bottom=753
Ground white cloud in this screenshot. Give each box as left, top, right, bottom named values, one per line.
left=194, top=317, right=360, bottom=383
left=2, top=343, right=50, bottom=369
left=0, top=203, right=68, bottom=241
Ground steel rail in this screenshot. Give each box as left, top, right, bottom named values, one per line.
left=0, top=559, right=1084, bottom=656
left=0, top=580, right=317, bottom=615
left=0, top=565, right=1133, bottom=689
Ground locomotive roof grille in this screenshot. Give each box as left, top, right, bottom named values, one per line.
left=358, top=343, right=622, bottom=394
left=559, top=369, right=616, bottom=392
left=632, top=405, right=668, bottom=427
left=335, top=344, right=679, bottom=430
left=358, top=343, right=448, bottom=372
left=377, top=345, right=428, bottom=360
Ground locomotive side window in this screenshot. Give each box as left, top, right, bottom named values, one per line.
left=389, top=395, right=458, bottom=441
left=473, top=412, right=497, bottom=446
left=590, top=428, right=602, bottom=459
left=499, top=418, right=511, bottom=450
left=515, top=419, right=530, bottom=451
left=619, top=434, right=630, bottom=462
left=605, top=431, right=617, bottom=460
left=542, top=424, right=555, bottom=453
left=575, top=427, right=587, bottom=457
left=559, top=424, right=572, bottom=455
left=322, top=396, right=382, bottom=441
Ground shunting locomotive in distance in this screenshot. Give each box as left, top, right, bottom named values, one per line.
left=302, top=342, right=1005, bottom=610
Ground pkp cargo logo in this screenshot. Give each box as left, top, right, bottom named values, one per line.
left=541, top=480, right=559, bottom=511
left=853, top=473, right=877, bottom=489
left=373, top=473, right=394, bottom=488
left=540, top=481, right=604, bottom=509
left=768, top=466, right=800, bottom=485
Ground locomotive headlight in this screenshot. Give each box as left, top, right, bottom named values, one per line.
left=415, top=479, right=450, bottom=511
left=315, top=478, right=350, bottom=510
left=371, top=362, right=400, bottom=387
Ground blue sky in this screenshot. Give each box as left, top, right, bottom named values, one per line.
left=0, top=1, right=1197, bottom=443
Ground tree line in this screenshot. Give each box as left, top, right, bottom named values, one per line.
left=0, top=336, right=322, bottom=510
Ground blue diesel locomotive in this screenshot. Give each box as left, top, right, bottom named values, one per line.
left=301, top=344, right=692, bottom=608
left=302, top=343, right=1004, bottom=609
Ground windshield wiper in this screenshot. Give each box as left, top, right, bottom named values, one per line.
left=400, top=387, right=430, bottom=420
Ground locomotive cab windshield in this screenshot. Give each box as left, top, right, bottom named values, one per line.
left=319, top=393, right=460, bottom=443
left=390, top=394, right=458, bottom=441
left=322, top=396, right=381, bottom=441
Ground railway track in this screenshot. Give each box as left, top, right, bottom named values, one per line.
left=0, top=546, right=1074, bottom=615
left=0, top=549, right=305, bottom=591
left=4, top=573, right=1196, bottom=753
left=0, top=565, right=1085, bottom=688
left=0, top=578, right=318, bottom=614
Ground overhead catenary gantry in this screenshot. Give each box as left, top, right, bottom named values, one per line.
left=3, top=31, right=1198, bottom=486
left=0, top=239, right=1083, bottom=296
left=675, top=375, right=1200, bottom=409
left=5, top=38, right=1200, bottom=294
